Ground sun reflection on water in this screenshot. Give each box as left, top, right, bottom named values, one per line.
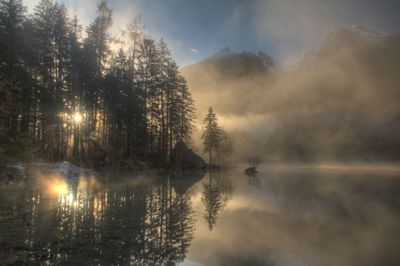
left=46, top=177, right=69, bottom=196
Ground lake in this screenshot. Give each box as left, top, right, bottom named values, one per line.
left=1, top=165, right=400, bottom=266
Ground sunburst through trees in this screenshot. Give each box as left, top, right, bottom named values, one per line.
left=0, top=0, right=195, bottom=166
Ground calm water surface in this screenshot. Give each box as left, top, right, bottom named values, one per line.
left=1, top=166, right=400, bottom=266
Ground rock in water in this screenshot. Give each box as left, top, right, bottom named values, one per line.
left=245, top=166, right=258, bottom=177
left=170, top=142, right=206, bottom=169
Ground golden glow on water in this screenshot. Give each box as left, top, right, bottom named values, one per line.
left=46, top=177, right=69, bottom=196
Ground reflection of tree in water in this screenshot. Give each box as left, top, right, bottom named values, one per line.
left=144, top=180, right=195, bottom=265
left=0, top=175, right=195, bottom=265
left=201, top=171, right=234, bottom=230
left=248, top=175, right=261, bottom=187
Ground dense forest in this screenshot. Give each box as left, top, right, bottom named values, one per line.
left=0, top=0, right=195, bottom=167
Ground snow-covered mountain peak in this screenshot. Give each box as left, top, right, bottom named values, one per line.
left=329, top=25, right=383, bottom=46
left=349, top=24, right=382, bottom=42
left=210, top=46, right=234, bottom=60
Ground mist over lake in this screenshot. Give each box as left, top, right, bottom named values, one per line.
left=1, top=0, right=400, bottom=265
left=1, top=167, right=400, bottom=265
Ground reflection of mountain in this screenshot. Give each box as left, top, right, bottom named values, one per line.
left=181, top=26, right=400, bottom=161
left=201, top=171, right=234, bottom=230
left=0, top=175, right=195, bottom=265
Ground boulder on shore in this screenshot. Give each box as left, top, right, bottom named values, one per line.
left=170, top=142, right=206, bottom=169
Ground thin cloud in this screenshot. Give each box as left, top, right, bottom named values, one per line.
left=190, top=48, right=200, bottom=55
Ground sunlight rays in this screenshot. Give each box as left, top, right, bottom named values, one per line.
left=73, top=112, right=83, bottom=124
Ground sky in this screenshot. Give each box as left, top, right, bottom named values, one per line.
left=23, top=0, right=400, bottom=66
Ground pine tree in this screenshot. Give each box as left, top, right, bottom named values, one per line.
left=83, top=0, right=112, bottom=136
left=172, top=75, right=195, bottom=143
left=137, top=37, right=159, bottom=153
left=125, top=16, right=144, bottom=156
left=53, top=3, right=71, bottom=159
left=0, top=0, right=26, bottom=136
left=68, top=16, right=84, bottom=158
left=201, top=107, right=222, bottom=165
left=32, top=0, right=57, bottom=152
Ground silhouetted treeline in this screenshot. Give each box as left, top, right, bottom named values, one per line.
left=0, top=0, right=195, bottom=166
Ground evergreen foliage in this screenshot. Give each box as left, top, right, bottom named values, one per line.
left=201, top=107, right=222, bottom=165
left=201, top=107, right=234, bottom=166
left=0, top=0, right=195, bottom=166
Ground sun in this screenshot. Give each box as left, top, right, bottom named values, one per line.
left=73, top=112, right=82, bottom=124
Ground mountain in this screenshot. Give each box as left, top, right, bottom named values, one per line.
left=300, top=25, right=400, bottom=67
left=182, top=47, right=275, bottom=78
left=327, top=25, right=383, bottom=47
left=180, top=47, right=277, bottom=120
left=182, top=26, right=400, bottom=161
